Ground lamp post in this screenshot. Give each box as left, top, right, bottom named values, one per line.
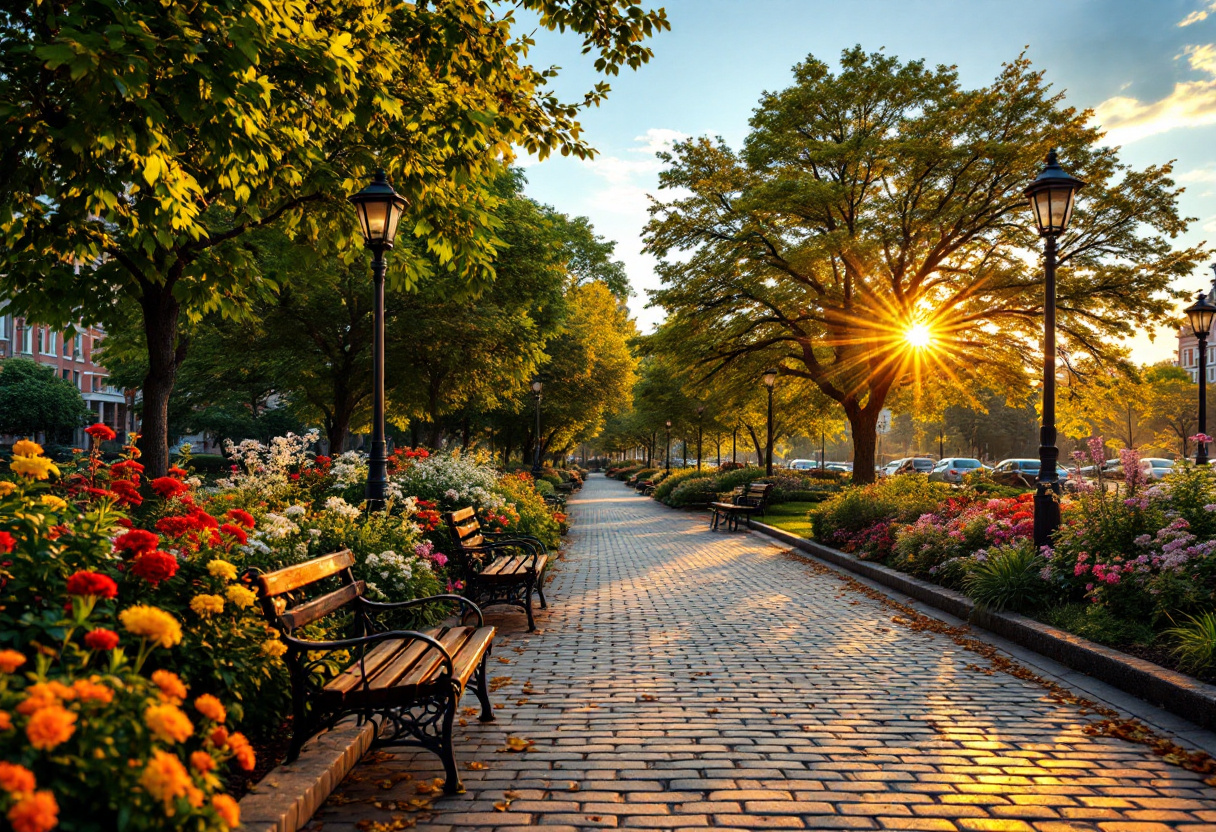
left=1024, top=149, right=1085, bottom=548
left=665, top=420, right=672, bottom=473
left=349, top=170, right=407, bottom=511
left=1186, top=288, right=1216, bottom=465
left=696, top=405, right=705, bottom=471
left=763, top=370, right=777, bottom=476
left=820, top=429, right=826, bottom=471
left=531, top=380, right=543, bottom=476
left=484, top=425, right=493, bottom=459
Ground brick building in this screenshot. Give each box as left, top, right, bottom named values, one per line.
left=1177, top=276, right=1216, bottom=383
left=0, top=305, right=138, bottom=445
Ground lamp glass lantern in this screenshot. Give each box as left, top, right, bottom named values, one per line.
left=1023, top=149, right=1085, bottom=237
left=349, top=170, right=408, bottom=248
left=762, top=370, right=778, bottom=388
left=1186, top=292, right=1216, bottom=339
left=531, top=380, right=543, bottom=394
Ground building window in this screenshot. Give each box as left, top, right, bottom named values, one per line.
left=0, top=315, right=7, bottom=341
left=41, top=329, right=57, bottom=356
left=73, top=371, right=81, bottom=389
left=75, top=333, right=84, bottom=360
left=18, top=322, right=31, bottom=354
left=61, top=369, right=70, bottom=380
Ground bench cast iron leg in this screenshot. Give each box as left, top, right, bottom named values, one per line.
left=441, top=687, right=463, bottom=794
left=524, top=577, right=537, bottom=631
left=537, top=574, right=548, bottom=609
left=475, top=651, right=495, bottom=722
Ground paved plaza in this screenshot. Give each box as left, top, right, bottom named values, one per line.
left=310, top=474, right=1216, bottom=832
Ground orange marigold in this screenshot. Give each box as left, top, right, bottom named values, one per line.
left=189, top=750, right=215, bottom=773
left=211, top=793, right=240, bottom=828
left=0, top=650, right=26, bottom=674
left=144, top=703, right=193, bottom=744
left=0, top=762, right=35, bottom=794
left=227, top=731, right=256, bottom=771
left=194, top=694, right=226, bottom=724
left=0, top=711, right=11, bottom=731
left=208, top=726, right=228, bottom=748
left=151, top=670, right=187, bottom=703
left=140, top=750, right=203, bottom=816
left=71, top=677, right=113, bottom=704
left=7, top=790, right=57, bottom=832
left=25, top=705, right=76, bottom=750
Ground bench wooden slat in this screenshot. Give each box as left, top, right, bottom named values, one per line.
left=324, top=636, right=418, bottom=697
left=281, top=581, right=365, bottom=630
left=259, top=550, right=354, bottom=597
left=363, top=626, right=448, bottom=690
left=450, top=506, right=476, bottom=523
left=451, top=626, right=496, bottom=688
left=463, top=533, right=485, bottom=549
left=398, top=626, right=477, bottom=691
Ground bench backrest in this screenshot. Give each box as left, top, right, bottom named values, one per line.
left=739, top=482, right=773, bottom=507
left=445, top=506, right=485, bottom=551
left=253, top=549, right=363, bottom=633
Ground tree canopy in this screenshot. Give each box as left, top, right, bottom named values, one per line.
left=0, top=358, right=90, bottom=442
left=642, top=47, right=1206, bottom=482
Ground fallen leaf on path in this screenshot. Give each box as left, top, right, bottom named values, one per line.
left=465, top=761, right=487, bottom=770
left=498, top=736, right=535, bottom=753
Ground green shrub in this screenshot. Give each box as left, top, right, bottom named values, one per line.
left=1042, top=603, right=1156, bottom=648
left=667, top=476, right=718, bottom=507
left=1166, top=612, right=1216, bottom=672
left=535, top=479, right=555, bottom=496
left=179, top=452, right=230, bottom=476
left=812, top=475, right=950, bottom=543
left=651, top=467, right=705, bottom=501
left=963, top=540, right=1050, bottom=613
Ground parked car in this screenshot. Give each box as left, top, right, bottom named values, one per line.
left=788, top=459, right=817, bottom=470
left=990, top=458, right=1068, bottom=487
left=893, top=457, right=935, bottom=476
left=877, top=458, right=908, bottom=477
left=1139, top=458, right=1175, bottom=481
left=928, top=457, right=983, bottom=484
left=824, top=462, right=853, bottom=473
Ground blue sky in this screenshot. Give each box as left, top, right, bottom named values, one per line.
left=517, top=0, right=1216, bottom=364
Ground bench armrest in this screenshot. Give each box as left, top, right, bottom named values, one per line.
left=281, top=629, right=455, bottom=677
left=359, top=593, right=484, bottom=628
left=466, top=540, right=540, bottom=571
left=482, top=532, right=547, bottom=553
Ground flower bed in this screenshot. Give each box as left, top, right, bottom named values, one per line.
left=0, top=429, right=566, bottom=831
left=808, top=442, right=1216, bottom=682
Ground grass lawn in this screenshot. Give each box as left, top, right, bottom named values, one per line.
left=760, top=502, right=817, bottom=538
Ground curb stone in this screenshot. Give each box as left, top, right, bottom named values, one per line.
left=237, top=718, right=374, bottom=832
left=753, top=519, right=1216, bottom=732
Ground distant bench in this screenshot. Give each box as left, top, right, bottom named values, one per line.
left=709, top=482, right=774, bottom=532
left=445, top=507, right=549, bottom=631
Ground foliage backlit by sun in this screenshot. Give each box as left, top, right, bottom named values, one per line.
left=904, top=323, right=933, bottom=349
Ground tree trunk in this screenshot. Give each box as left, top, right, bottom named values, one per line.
left=137, top=284, right=183, bottom=478
left=745, top=424, right=764, bottom=467
left=847, top=405, right=881, bottom=484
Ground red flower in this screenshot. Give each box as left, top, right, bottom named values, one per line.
left=289, top=472, right=300, bottom=481
left=218, top=523, right=248, bottom=546
left=167, top=466, right=188, bottom=478
left=0, top=532, right=13, bottom=554
left=109, top=460, right=144, bottom=481
left=225, top=509, right=255, bottom=530
left=83, top=628, right=119, bottom=651
left=83, top=486, right=118, bottom=501
left=150, top=477, right=189, bottom=500
left=85, top=423, right=117, bottom=442
left=115, top=529, right=160, bottom=557
left=65, top=570, right=118, bottom=599
left=131, top=550, right=178, bottom=585
left=110, top=479, right=143, bottom=507
left=313, top=455, right=331, bottom=470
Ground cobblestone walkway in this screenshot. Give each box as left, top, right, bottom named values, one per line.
left=311, top=474, right=1216, bottom=832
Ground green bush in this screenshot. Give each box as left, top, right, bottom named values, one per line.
left=651, top=467, right=705, bottom=501
left=812, top=475, right=950, bottom=543
left=772, top=487, right=839, bottom=504
left=1042, top=603, right=1156, bottom=649
left=1166, top=612, right=1216, bottom=672
left=535, top=479, right=556, bottom=496
left=963, top=540, right=1050, bottom=613
left=666, top=476, right=718, bottom=507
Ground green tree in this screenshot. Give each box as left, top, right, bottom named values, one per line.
left=0, top=0, right=668, bottom=475
left=643, top=48, right=1205, bottom=483
left=1144, top=362, right=1215, bottom=458
left=0, top=358, right=90, bottom=442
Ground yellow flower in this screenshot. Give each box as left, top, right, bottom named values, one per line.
left=119, top=605, right=182, bottom=649
left=140, top=750, right=203, bottom=815
left=0, top=650, right=26, bottom=674
left=144, top=703, right=193, bottom=744
left=189, top=594, right=224, bottom=617
left=6, top=789, right=57, bottom=832
left=38, top=495, right=66, bottom=511
left=25, top=705, right=76, bottom=750
left=151, top=670, right=187, bottom=703
left=9, top=456, right=59, bottom=481
left=211, top=794, right=240, bottom=828
left=260, top=638, right=287, bottom=658
left=194, top=694, right=226, bottom=724
left=11, top=440, right=42, bottom=458
left=0, top=481, right=15, bottom=497
left=207, top=560, right=238, bottom=581
left=225, top=585, right=257, bottom=609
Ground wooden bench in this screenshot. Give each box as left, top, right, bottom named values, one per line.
left=249, top=550, right=495, bottom=794
left=445, top=507, right=549, bottom=631
left=709, top=482, right=774, bottom=531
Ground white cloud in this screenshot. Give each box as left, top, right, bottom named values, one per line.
left=1096, top=44, right=1216, bottom=144
left=1179, top=165, right=1216, bottom=183
left=630, top=128, right=689, bottom=155
left=1180, top=1, right=1216, bottom=26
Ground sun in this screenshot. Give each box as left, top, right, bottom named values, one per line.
left=904, top=323, right=934, bottom=349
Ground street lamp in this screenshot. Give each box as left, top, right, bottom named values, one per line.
left=349, top=170, right=407, bottom=511
left=665, top=419, right=672, bottom=473
left=1024, top=149, right=1085, bottom=548
left=1186, top=287, right=1216, bottom=465
left=696, top=405, right=705, bottom=471
left=762, top=370, right=778, bottom=476
left=531, top=380, right=543, bottom=476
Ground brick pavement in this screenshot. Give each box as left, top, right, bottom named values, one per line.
left=308, top=474, right=1216, bottom=832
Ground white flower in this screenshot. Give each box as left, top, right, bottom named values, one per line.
left=285, top=504, right=306, bottom=517
left=260, top=512, right=300, bottom=539
left=323, top=496, right=362, bottom=520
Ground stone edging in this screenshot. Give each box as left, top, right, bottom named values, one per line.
left=238, top=719, right=375, bottom=832
left=753, top=519, right=1216, bottom=732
